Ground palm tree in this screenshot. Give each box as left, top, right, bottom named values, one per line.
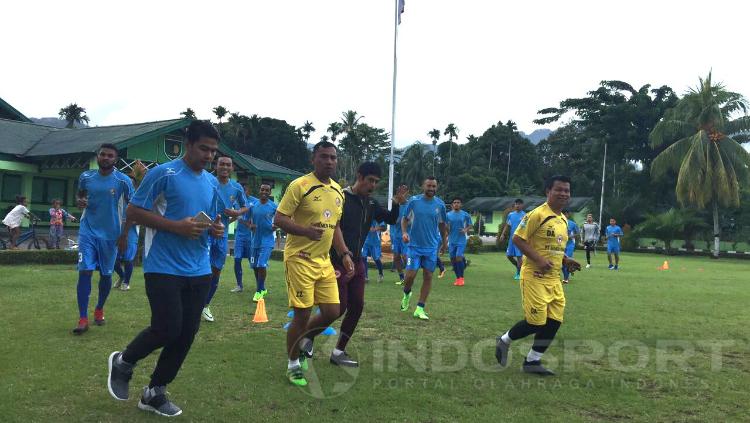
left=650, top=72, right=750, bottom=258
left=505, top=120, right=518, bottom=185
left=180, top=108, right=197, bottom=120
left=340, top=110, right=363, bottom=136
left=301, top=121, right=315, bottom=143
left=320, top=135, right=329, bottom=142
left=212, top=106, right=228, bottom=124
left=428, top=129, right=440, bottom=174
left=327, top=122, right=343, bottom=142
left=401, top=143, right=429, bottom=188
left=58, top=103, right=90, bottom=128
left=443, top=123, right=458, bottom=167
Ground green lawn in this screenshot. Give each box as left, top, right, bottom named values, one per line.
left=0, top=252, right=748, bottom=422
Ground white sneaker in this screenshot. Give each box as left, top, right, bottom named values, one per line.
left=120, top=284, right=130, bottom=291
left=230, top=286, right=243, bottom=293
left=585, top=264, right=591, bottom=269
left=202, top=307, right=214, bottom=322
left=378, top=275, right=384, bottom=283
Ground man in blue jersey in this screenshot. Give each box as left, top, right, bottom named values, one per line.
left=362, top=220, right=386, bottom=283
left=498, top=198, right=526, bottom=280
left=561, top=210, right=579, bottom=284
left=113, top=223, right=139, bottom=291
left=390, top=205, right=408, bottom=285
left=231, top=184, right=258, bottom=293
left=72, top=143, right=135, bottom=334
left=400, top=176, right=448, bottom=320
left=606, top=218, right=624, bottom=270
left=107, top=120, right=225, bottom=417
left=202, top=156, right=248, bottom=322
left=250, top=183, right=277, bottom=302
left=446, top=197, right=473, bottom=286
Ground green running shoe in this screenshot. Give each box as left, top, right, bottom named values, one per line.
left=261, top=289, right=268, bottom=298
left=400, top=292, right=412, bottom=311
left=286, top=366, right=308, bottom=386
left=413, top=306, right=429, bottom=320
left=299, top=354, right=309, bottom=371
left=252, top=291, right=262, bottom=302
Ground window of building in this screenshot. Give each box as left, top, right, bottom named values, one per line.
left=1, top=174, right=23, bottom=202
left=31, top=177, right=68, bottom=205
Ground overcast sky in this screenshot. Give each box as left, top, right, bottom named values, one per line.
left=2, top=0, right=748, bottom=147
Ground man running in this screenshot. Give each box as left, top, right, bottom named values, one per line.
left=107, top=120, right=225, bottom=417
left=581, top=214, right=600, bottom=268
left=232, top=184, right=258, bottom=293
left=300, top=162, right=407, bottom=367
left=495, top=175, right=580, bottom=376
left=400, top=176, right=448, bottom=321
left=249, top=183, right=277, bottom=302
left=203, top=156, right=248, bottom=322
left=274, top=141, right=351, bottom=387
left=73, top=143, right=135, bottom=334
left=498, top=198, right=526, bottom=280
left=446, top=197, right=472, bottom=286
left=362, top=220, right=386, bottom=282
left=606, top=218, right=624, bottom=270
left=113, top=224, right=139, bottom=291
left=561, top=210, right=579, bottom=284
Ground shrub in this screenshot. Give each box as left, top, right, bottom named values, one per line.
left=466, top=235, right=483, bottom=254
left=0, top=249, right=78, bottom=265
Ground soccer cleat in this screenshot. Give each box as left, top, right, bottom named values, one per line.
left=113, top=277, right=122, bottom=289
left=260, top=289, right=268, bottom=299
left=495, top=336, right=510, bottom=366
left=400, top=292, right=412, bottom=311
left=107, top=351, right=133, bottom=401
left=608, top=264, right=614, bottom=270
left=562, top=279, right=569, bottom=284
left=252, top=291, right=262, bottom=302
left=395, top=280, right=404, bottom=286
left=585, top=264, right=591, bottom=269
left=202, top=307, right=214, bottom=322
left=137, top=386, right=182, bottom=417
left=120, top=283, right=130, bottom=291
left=94, top=309, right=105, bottom=326
left=300, top=339, right=314, bottom=359
left=230, top=286, right=243, bottom=293
left=514, top=273, right=521, bottom=281
left=286, top=366, right=308, bottom=386
left=614, top=265, right=619, bottom=270
left=72, top=318, right=89, bottom=335
left=378, top=274, right=384, bottom=283
left=438, top=269, right=446, bottom=279
left=453, top=277, right=465, bottom=286
left=522, top=359, right=555, bottom=376
left=413, top=306, right=429, bottom=320
left=299, top=355, right=309, bottom=371
left=330, top=351, right=359, bottom=367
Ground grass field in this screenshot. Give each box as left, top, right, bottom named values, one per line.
left=1, top=252, right=748, bottom=422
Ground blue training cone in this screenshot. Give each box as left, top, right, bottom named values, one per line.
left=287, top=310, right=295, bottom=318
left=322, top=326, right=337, bottom=336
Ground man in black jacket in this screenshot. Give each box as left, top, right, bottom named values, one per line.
left=300, top=162, right=408, bottom=367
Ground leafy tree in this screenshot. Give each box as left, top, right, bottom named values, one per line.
left=327, top=122, right=343, bottom=142
left=399, top=143, right=430, bottom=189
left=650, top=72, right=750, bottom=257
left=58, top=103, right=90, bottom=128
left=212, top=106, right=228, bottom=124
left=301, top=121, right=315, bottom=143
left=633, top=208, right=708, bottom=253
left=180, top=108, right=197, bottom=120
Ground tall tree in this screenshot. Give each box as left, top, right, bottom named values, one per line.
left=58, top=103, right=90, bottom=128
left=212, top=106, right=228, bottom=124
left=650, top=72, right=750, bottom=258
left=443, top=123, right=459, bottom=166
left=301, top=120, right=315, bottom=143
left=180, top=108, right=197, bottom=120
left=327, top=122, right=343, bottom=142
left=428, top=129, right=440, bottom=174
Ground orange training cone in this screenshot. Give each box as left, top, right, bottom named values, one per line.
left=253, top=298, right=269, bottom=323
left=661, top=260, right=669, bottom=271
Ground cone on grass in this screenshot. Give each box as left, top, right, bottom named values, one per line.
left=661, top=260, right=669, bottom=271
left=253, top=298, right=269, bottom=323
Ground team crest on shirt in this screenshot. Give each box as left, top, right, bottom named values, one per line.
left=110, top=188, right=115, bottom=196
left=323, top=209, right=332, bottom=220
left=336, top=197, right=342, bottom=207
left=557, top=235, right=564, bottom=244
left=230, top=195, right=235, bottom=202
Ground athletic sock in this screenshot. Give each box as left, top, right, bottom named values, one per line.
left=257, top=277, right=265, bottom=292
left=287, top=358, right=300, bottom=370
left=234, top=258, right=243, bottom=288
left=123, top=261, right=134, bottom=285
left=500, top=331, right=512, bottom=344
left=457, top=261, right=465, bottom=278
left=437, top=258, right=445, bottom=272
left=417, top=302, right=425, bottom=308
left=113, top=261, right=124, bottom=279
left=453, top=261, right=460, bottom=278
left=526, top=349, right=544, bottom=362
left=403, top=287, right=411, bottom=295
left=562, top=265, right=569, bottom=280
left=398, top=272, right=404, bottom=281
left=332, top=348, right=344, bottom=357
left=76, top=272, right=93, bottom=318
left=507, top=319, right=541, bottom=341
left=95, top=275, right=112, bottom=310
left=362, top=258, right=369, bottom=279
left=375, top=259, right=383, bottom=276
left=205, top=274, right=220, bottom=305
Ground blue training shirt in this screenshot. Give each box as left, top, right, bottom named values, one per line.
left=390, top=205, right=408, bottom=241
left=404, top=194, right=447, bottom=250
left=216, top=179, right=247, bottom=238
left=78, top=169, right=135, bottom=240
left=365, top=220, right=386, bottom=247
left=606, top=225, right=623, bottom=248
left=236, top=196, right=258, bottom=240
left=507, top=210, right=526, bottom=238
left=130, top=158, right=221, bottom=277
left=251, top=200, right=277, bottom=249
left=567, top=219, right=579, bottom=247
left=446, top=210, right=472, bottom=246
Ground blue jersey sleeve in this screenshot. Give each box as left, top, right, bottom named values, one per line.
left=130, top=167, right=167, bottom=211
left=464, top=212, right=473, bottom=228
left=234, top=182, right=247, bottom=208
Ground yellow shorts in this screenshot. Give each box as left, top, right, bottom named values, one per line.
left=520, top=279, right=565, bottom=325
left=284, top=258, right=339, bottom=309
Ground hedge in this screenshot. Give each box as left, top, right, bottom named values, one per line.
left=0, top=249, right=78, bottom=265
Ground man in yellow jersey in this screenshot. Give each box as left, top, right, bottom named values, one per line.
left=494, top=175, right=580, bottom=376
left=274, top=141, right=354, bottom=387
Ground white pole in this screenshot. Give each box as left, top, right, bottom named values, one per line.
left=387, top=0, right=400, bottom=211
left=598, top=142, right=607, bottom=231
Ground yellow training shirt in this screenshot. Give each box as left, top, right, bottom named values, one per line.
left=277, top=173, right=344, bottom=266
left=513, top=202, right=568, bottom=284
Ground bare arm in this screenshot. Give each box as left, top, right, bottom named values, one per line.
left=512, top=234, right=553, bottom=272
left=439, top=222, right=448, bottom=254
left=401, top=215, right=410, bottom=242
left=273, top=211, right=323, bottom=240
left=126, top=204, right=209, bottom=239
left=76, top=190, right=88, bottom=208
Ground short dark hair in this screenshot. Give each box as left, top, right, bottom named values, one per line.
left=424, top=176, right=437, bottom=182
left=544, top=175, right=571, bottom=192
left=98, top=143, right=119, bottom=155
left=16, top=195, right=26, bottom=204
left=357, top=162, right=382, bottom=178
left=514, top=198, right=524, bottom=204
left=312, top=140, right=337, bottom=155
left=185, top=120, right=220, bottom=144
left=452, top=197, right=462, bottom=202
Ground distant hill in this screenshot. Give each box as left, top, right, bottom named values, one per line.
left=519, top=129, right=552, bottom=145
left=29, top=117, right=88, bottom=129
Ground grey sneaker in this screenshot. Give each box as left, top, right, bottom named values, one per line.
left=495, top=336, right=510, bottom=367
left=113, top=277, right=122, bottom=289
left=120, top=283, right=130, bottom=291
left=330, top=351, right=359, bottom=367
left=230, top=286, right=243, bottom=293
left=522, top=359, right=555, bottom=376
left=107, top=351, right=133, bottom=401
left=137, top=386, right=182, bottom=417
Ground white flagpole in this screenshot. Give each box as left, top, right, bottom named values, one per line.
left=597, top=142, right=607, bottom=233
left=387, top=0, right=400, bottom=210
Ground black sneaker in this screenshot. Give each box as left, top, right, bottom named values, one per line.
left=522, top=359, right=555, bottom=376
left=330, top=351, right=359, bottom=367
left=495, top=336, right=510, bottom=367
left=107, top=351, right=133, bottom=400
left=137, top=386, right=182, bottom=417
left=300, top=339, right=314, bottom=359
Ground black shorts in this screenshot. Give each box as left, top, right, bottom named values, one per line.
left=584, top=241, right=596, bottom=250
